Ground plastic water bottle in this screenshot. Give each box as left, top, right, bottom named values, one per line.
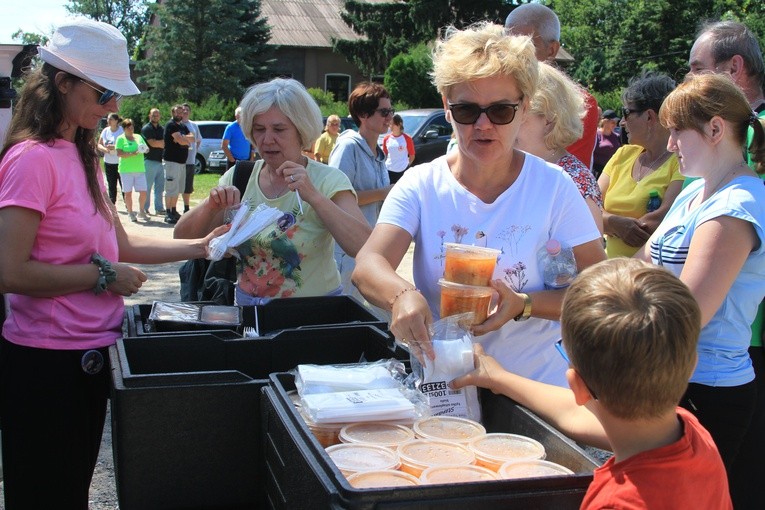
left=646, top=190, right=661, bottom=212
left=540, top=239, right=577, bottom=290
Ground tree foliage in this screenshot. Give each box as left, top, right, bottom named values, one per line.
left=66, top=0, right=151, bottom=54
left=385, top=44, right=441, bottom=108
left=550, top=0, right=765, bottom=92
left=335, top=0, right=518, bottom=77
left=138, top=0, right=272, bottom=104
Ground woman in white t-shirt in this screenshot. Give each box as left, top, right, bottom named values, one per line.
left=99, top=112, right=123, bottom=204
left=352, top=23, right=606, bottom=386
left=382, top=114, right=415, bottom=184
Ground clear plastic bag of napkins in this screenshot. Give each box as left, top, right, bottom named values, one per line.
left=409, top=313, right=481, bottom=422
left=295, top=360, right=427, bottom=424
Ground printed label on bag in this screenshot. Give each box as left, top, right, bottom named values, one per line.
left=420, top=380, right=469, bottom=418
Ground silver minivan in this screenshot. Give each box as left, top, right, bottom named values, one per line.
left=195, top=121, right=229, bottom=173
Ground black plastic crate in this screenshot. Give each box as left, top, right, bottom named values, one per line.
left=262, top=372, right=600, bottom=510
left=110, top=325, right=405, bottom=510
left=126, top=296, right=386, bottom=338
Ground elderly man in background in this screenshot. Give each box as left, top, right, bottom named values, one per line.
left=505, top=3, right=599, bottom=170
left=222, top=106, right=254, bottom=170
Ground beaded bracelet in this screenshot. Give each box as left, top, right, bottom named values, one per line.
left=389, top=287, right=420, bottom=308
left=91, top=252, right=117, bottom=295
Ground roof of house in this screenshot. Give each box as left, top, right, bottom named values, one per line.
left=262, top=0, right=389, bottom=48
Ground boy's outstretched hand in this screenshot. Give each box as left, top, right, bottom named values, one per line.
left=449, top=344, right=507, bottom=394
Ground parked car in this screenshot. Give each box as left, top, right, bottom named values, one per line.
left=195, top=121, right=230, bottom=174
left=207, top=149, right=261, bottom=174
left=377, top=109, right=453, bottom=165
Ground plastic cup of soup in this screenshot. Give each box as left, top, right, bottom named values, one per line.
left=325, top=443, right=400, bottom=478
left=396, top=439, right=476, bottom=478
left=339, top=422, right=415, bottom=449
left=419, top=464, right=499, bottom=484
left=438, top=279, right=493, bottom=325
left=468, top=433, right=546, bottom=471
left=346, top=469, right=420, bottom=488
left=498, top=459, right=575, bottom=479
left=298, top=408, right=345, bottom=448
left=444, top=243, right=501, bottom=286
left=413, top=416, right=486, bottom=444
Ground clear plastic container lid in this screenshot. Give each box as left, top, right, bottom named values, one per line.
left=339, top=422, right=415, bottom=448
left=469, top=433, right=546, bottom=466
left=443, top=243, right=501, bottom=259
left=413, top=416, right=487, bottom=443
left=199, top=305, right=241, bottom=325
left=397, top=439, right=476, bottom=471
left=419, top=464, right=499, bottom=484
left=498, top=459, right=575, bottom=479
left=325, top=443, right=400, bottom=475
left=346, top=469, right=420, bottom=488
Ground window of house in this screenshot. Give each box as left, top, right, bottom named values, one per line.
left=326, top=74, right=350, bottom=102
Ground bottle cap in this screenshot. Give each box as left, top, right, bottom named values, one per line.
left=649, top=190, right=660, bottom=197
left=545, top=239, right=561, bottom=255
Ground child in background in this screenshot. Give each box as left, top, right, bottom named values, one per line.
left=452, top=258, right=731, bottom=509
left=382, top=114, right=415, bottom=184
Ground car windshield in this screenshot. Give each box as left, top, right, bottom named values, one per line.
left=397, top=113, right=429, bottom=135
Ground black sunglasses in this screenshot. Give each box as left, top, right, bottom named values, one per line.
left=448, top=101, right=522, bottom=125
left=555, top=339, right=598, bottom=400
left=80, top=79, right=122, bottom=105
left=621, top=106, right=645, bottom=120
left=375, top=108, right=395, bottom=117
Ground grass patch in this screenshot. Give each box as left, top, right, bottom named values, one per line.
left=191, top=172, right=222, bottom=203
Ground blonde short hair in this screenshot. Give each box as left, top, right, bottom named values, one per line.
left=528, top=62, right=585, bottom=150
left=325, top=114, right=341, bottom=128
left=561, top=259, right=700, bottom=420
left=239, top=78, right=322, bottom=151
left=431, top=22, right=538, bottom=101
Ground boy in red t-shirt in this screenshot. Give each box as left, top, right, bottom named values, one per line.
left=453, top=258, right=731, bottom=509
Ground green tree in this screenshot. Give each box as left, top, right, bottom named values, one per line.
left=385, top=44, right=440, bottom=108
left=139, top=0, right=272, bottom=104
left=335, top=0, right=518, bottom=78
left=66, top=0, right=151, bottom=54
left=11, top=30, right=49, bottom=46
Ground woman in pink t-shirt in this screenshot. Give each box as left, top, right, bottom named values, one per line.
left=0, top=19, right=222, bottom=509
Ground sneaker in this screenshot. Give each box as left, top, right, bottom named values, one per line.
left=164, top=214, right=177, bottom=225
left=172, top=210, right=182, bottom=220
left=155, top=209, right=166, bottom=216
left=129, top=212, right=138, bottom=223
left=138, top=211, right=150, bottom=221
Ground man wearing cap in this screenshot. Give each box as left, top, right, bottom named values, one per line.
left=592, top=109, right=621, bottom=178
left=505, top=3, right=599, bottom=170
left=162, top=104, right=194, bottom=224
left=141, top=108, right=166, bottom=216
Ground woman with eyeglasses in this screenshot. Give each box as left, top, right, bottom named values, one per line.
left=598, top=71, right=685, bottom=258
left=0, top=19, right=224, bottom=508
left=328, top=81, right=393, bottom=302
left=634, top=72, right=765, bottom=473
left=352, top=23, right=606, bottom=386
left=515, top=62, right=603, bottom=232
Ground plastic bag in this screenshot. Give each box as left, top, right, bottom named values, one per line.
left=409, top=313, right=481, bottom=422
left=294, top=360, right=427, bottom=424
left=207, top=201, right=284, bottom=261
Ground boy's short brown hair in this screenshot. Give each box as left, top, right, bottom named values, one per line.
left=347, top=82, right=390, bottom=126
left=561, top=259, right=700, bottom=420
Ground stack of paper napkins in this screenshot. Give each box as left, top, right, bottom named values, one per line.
left=296, top=361, right=421, bottom=424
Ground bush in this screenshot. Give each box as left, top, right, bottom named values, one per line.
left=307, top=87, right=348, bottom=118
left=591, top=90, right=623, bottom=115
left=385, top=44, right=440, bottom=108
left=116, top=94, right=238, bottom=124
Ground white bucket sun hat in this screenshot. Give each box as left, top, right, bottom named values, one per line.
left=38, top=17, right=140, bottom=97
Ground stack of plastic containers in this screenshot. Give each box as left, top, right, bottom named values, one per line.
left=438, top=243, right=500, bottom=324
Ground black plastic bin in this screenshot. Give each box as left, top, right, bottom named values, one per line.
left=110, top=325, right=404, bottom=510
left=125, top=296, right=386, bottom=338
left=261, top=372, right=601, bottom=510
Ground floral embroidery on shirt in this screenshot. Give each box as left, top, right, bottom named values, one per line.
left=497, top=224, right=532, bottom=257
left=503, top=261, right=528, bottom=292
left=451, top=224, right=468, bottom=243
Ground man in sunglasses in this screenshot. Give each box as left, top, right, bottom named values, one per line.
left=505, top=3, right=599, bottom=171
left=329, top=82, right=393, bottom=304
